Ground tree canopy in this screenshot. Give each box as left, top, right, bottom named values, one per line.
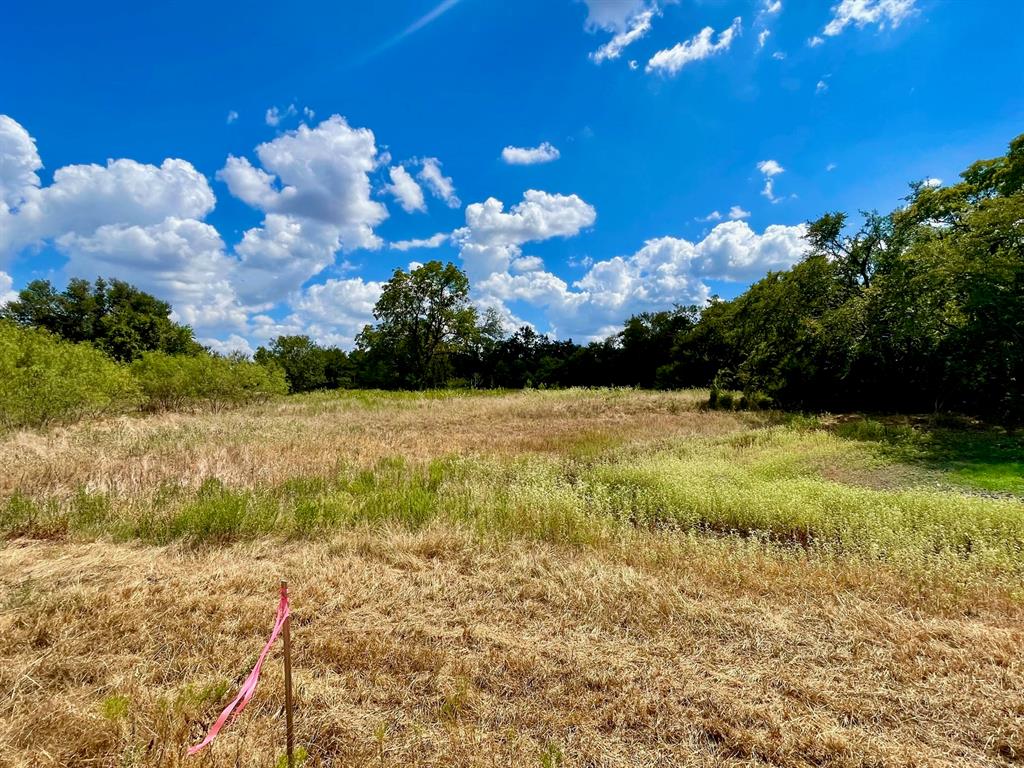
left=1, top=278, right=200, bottom=362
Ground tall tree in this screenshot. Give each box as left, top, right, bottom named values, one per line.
left=356, top=261, right=480, bottom=389
left=1, top=277, right=200, bottom=361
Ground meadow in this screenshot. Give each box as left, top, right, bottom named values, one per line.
left=2, top=389, right=1023, bottom=766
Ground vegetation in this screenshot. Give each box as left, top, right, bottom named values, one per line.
left=2, top=390, right=1024, bottom=767
left=0, top=322, right=140, bottom=429
left=1, top=277, right=201, bottom=361
left=130, top=351, right=288, bottom=412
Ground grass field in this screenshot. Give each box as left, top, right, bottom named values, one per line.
left=2, top=389, right=1023, bottom=766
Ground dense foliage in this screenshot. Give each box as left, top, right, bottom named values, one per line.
left=130, top=351, right=288, bottom=412
left=2, top=135, right=1020, bottom=424
left=1, top=277, right=201, bottom=361
left=0, top=322, right=140, bottom=428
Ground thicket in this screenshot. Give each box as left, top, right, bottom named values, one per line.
left=0, top=322, right=285, bottom=430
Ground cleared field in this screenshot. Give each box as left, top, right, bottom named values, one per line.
left=1, top=390, right=1023, bottom=767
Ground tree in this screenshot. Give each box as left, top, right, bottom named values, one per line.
left=356, top=261, right=480, bottom=389
left=255, top=335, right=353, bottom=393
left=1, top=277, right=200, bottom=362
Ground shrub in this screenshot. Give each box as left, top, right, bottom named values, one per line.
left=0, top=322, right=140, bottom=430
left=130, top=352, right=288, bottom=412
left=130, top=350, right=288, bottom=411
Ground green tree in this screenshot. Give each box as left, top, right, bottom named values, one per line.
left=1, top=277, right=200, bottom=361
left=254, top=335, right=352, bottom=393
left=356, top=261, right=479, bottom=388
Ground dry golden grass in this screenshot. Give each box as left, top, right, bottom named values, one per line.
left=2, top=528, right=1022, bottom=768
left=3, top=390, right=1023, bottom=766
left=0, top=389, right=738, bottom=499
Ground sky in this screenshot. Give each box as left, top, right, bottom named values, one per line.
left=1, top=0, right=1022, bottom=353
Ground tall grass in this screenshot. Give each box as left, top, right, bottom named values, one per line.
left=5, top=427, right=1023, bottom=576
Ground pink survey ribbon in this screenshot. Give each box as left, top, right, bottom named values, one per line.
left=188, top=585, right=290, bottom=756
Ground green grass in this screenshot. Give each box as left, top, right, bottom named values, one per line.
left=4, top=424, right=1023, bottom=578
left=833, top=417, right=1024, bottom=495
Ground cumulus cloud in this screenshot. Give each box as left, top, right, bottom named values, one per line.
left=762, top=1, right=782, bottom=14
left=646, top=17, right=742, bottom=76
left=591, top=8, right=656, bottom=63
left=390, top=232, right=450, bottom=251
left=921, top=177, right=942, bottom=188
left=226, top=110, right=239, bottom=124
left=453, top=189, right=596, bottom=279
left=451, top=183, right=806, bottom=341
left=275, top=277, right=386, bottom=348
left=501, top=142, right=561, bottom=165
left=823, top=0, right=917, bottom=36
left=385, top=165, right=427, bottom=213
left=0, top=115, right=42, bottom=213
left=55, top=217, right=246, bottom=333
left=472, top=220, right=808, bottom=341
left=218, top=116, right=389, bottom=305
left=808, top=35, right=825, bottom=46
left=417, top=157, right=460, bottom=208
left=202, top=334, right=254, bottom=356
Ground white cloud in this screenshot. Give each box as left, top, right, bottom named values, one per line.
left=629, top=59, right=639, bottom=70
left=226, top=110, right=239, bottom=124
left=772, top=51, right=786, bottom=60
left=762, top=1, right=782, bottom=14
left=591, top=8, right=655, bottom=63
left=501, top=142, right=561, bottom=165
left=702, top=210, right=723, bottom=222
left=646, top=17, right=742, bottom=76
left=217, top=116, right=389, bottom=305
left=303, top=106, right=315, bottom=121
left=826, top=163, right=838, bottom=171
left=390, top=232, right=450, bottom=251
left=0, top=115, right=43, bottom=251
left=417, top=157, right=460, bottom=208
left=757, top=160, right=785, bottom=204
left=823, top=0, right=917, bottom=36
left=758, top=29, right=771, bottom=48
left=816, top=79, right=829, bottom=94
left=279, top=277, right=385, bottom=348
left=808, top=35, right=825, bottom=46
left=385, top=165, right=427, bottom=213
left=453, top=189, right=596, bottom=279
left=265, top=104, right=297, bottom=127
left=729, top=205, right=751, bottom=220
left=472, top=221, right=808, bottom=341
left=2, top=151, right=216, bottom=259
left=922, top=177, right=942, bottom=188
left=55, top=217, right=247, bottom=334
left=0, top=271, right=16, bottom=306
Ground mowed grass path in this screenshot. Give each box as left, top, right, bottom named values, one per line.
left=2, top=390, right=1024, bottom=767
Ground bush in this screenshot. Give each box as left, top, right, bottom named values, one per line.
left=130, top=352, right=288, bottom=412
left=0, top=322, right=140, bottom=430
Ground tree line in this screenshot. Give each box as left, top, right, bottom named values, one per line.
left=3, top=133, right=1021, bottom=424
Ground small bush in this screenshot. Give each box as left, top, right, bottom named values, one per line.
left=130, top=352, right=288, bottom=412
left=0, top=322, right=140, bottom=430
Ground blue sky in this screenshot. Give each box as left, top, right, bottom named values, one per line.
left=1, top=0, right=1022, bottom=352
